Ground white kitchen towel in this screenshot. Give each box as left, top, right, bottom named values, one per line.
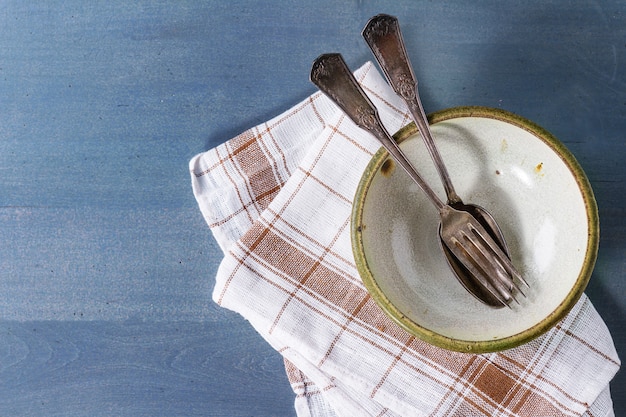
left=190, top=62, right=620, bottom=416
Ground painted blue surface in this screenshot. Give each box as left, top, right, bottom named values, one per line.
left=0, top=1, right=624, bottom=415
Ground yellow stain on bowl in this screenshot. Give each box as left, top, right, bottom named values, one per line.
left=535, top=162, right=545, bottom=178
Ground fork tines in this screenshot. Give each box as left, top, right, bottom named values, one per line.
left=444, top=210, right=528, bottom=308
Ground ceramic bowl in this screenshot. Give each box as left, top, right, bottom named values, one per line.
left=352, top=106, right=598, bottom=353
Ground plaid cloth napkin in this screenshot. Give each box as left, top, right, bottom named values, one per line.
left=190, top=62, right=620, bottom=417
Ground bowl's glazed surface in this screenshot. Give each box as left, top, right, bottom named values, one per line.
left=352, top=107, right=598, bottom=353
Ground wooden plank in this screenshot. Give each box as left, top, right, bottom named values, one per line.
left=0, top=321, right=295, bottom=416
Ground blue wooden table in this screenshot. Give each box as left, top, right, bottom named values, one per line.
left=1, top=1, right=624, bottom=415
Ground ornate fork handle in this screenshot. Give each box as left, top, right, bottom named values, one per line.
left=310, top=53, right=444, bottom=210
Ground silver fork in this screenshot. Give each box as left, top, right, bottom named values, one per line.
left=310, top=53, right=526, bottom=306
left=361, top=14, right=529, bottom=307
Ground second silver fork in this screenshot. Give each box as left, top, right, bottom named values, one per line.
left=310, top=53, right=527, bottom=307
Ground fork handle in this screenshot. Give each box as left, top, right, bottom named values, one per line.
left=363, top=14, right=461, bottom=204
left=310, top=53, right=444, bottom=210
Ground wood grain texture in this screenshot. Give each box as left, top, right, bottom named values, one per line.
left=0, top=321, right=294, bottom=416
left=0, top=0, right=624, bottom=415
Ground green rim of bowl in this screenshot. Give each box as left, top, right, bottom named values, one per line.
left=351, top=106, right=599, bottom=353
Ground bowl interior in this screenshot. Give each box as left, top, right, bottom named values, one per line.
left=352, top=107, right=597, bottom=352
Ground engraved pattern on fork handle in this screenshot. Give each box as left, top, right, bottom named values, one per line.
left=310, top=53, right=445, bottom=211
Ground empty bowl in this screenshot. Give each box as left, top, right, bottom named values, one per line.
left=351, top=106, right=598, bottom=353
